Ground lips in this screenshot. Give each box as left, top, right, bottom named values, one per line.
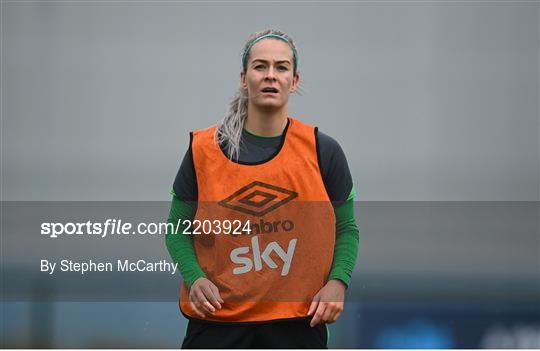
left=261, top=87, right=279, bottom=93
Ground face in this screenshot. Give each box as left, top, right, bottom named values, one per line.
left=241, top=38, right=300, bottom=110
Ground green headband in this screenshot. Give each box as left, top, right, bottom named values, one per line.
left=242, top=33, right=298, bottom=71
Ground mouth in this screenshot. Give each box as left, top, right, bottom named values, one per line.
left=261, top=87, right=279, bottom=95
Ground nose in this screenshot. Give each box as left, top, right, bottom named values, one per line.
left=265, top=66, right=277, bottom=81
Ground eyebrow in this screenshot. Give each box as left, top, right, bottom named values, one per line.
left=251, top=59, right=291, bottom=65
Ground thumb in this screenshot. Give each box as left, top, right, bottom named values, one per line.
left=308, top=293, right=320, bottom=316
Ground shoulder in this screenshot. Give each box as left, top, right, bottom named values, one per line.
left=316, top=129, right=348, bottom=163
left=290, top=117, right=343, bottom=154
left=192, top=124, right=217, bottom=134
left=192, top=124, right=217, bottom=142
left=314, top=129, right=354, bottom=205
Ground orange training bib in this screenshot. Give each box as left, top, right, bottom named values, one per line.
left=179, top=117, right=336, bottom=323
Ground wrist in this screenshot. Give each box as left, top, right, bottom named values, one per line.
left=328, top=278, right=347, bottom=290
left=187, top=274, right=207, bottom=289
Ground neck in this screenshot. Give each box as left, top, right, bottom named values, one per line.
left=244, top=104, right=289, bottom=137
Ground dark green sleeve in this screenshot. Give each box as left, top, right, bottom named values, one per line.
left=328, top=186, right=360, bottom=288
left=165, top=190, right=206, bottom=288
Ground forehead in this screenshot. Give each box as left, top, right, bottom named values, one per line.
left=248, top=38, right=294, bottom=63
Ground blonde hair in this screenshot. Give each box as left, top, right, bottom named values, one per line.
left=215, top=29, right=303, bottom=161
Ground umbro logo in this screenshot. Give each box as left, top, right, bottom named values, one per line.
left=218, top=181, right=298, bottom=217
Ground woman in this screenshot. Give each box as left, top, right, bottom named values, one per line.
left=166, top=29, right=359, bottom=348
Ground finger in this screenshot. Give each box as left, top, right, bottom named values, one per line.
left=327, top=307, right=341, bottom=324
left=320, top=303, right=334, bottom=323
left=195, top=289, right=216, bottom=314
left=310, top=303, right=327, bottom=327
left=189, top=301, right=206, bottom=319
left=329, top=303, right=344, bottom=323
left=189, top=289, right=207, bottom=316
left=191, top=298, right=205, bottom=314
left=202, top=285, right=222, bottom=310
left=210, top=284, right=225, bottom=304
left=308, top=294, right=320, bottom=316
left=203, top=301, right=216, bottom=314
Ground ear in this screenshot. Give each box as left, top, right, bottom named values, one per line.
left=240, top=71, right=247, bottom=90
left=290, top=72, right=300, bottom=93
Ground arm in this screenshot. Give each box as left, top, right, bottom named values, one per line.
left=164, top=190, right=205, bottom=288
left=165, top=191, right=224, bottom=317
left=166, top=143, right=224, bottom=317
left=328, top=185, right=360, bottom=287
left=308, top=187, right=360, bottom=326
left=309, top=130, right=360, bottom=326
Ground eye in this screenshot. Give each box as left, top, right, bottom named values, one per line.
left=278, top=66, right=288, bottom=71
left=254, top=65, right=265, bottom=70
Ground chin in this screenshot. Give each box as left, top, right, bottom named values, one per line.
left=255, top=99, right=286, bottom=109
left=257, top=104, right=285, bottom=112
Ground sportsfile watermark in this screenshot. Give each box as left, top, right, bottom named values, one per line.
left=2, top=201, right=536, bottom=302
left=40, top=219, right=256, bottom=238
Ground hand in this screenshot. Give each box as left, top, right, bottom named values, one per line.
left=188, top=277, right=224, bottom=318
left=307, top=279, right=346, bottom=327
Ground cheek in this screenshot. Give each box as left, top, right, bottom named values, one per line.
left=247, top=74, right=262, bottom=88
left=283, top=76, right=293, bottom=86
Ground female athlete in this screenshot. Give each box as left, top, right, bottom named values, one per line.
left=166, top=29, right=359, bottom=349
